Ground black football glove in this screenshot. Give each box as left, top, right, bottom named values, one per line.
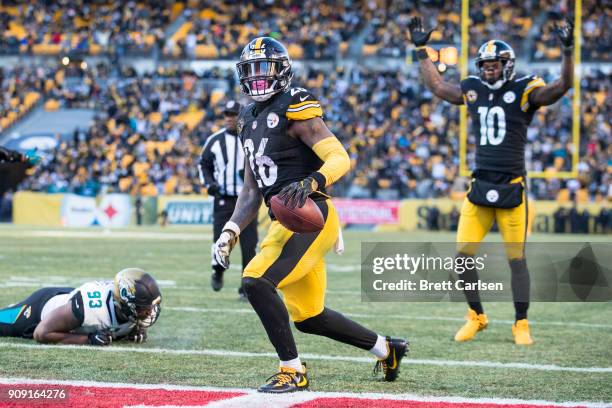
left=126, top=326, right=148, bottom=344
left=408, top=17, right=434, bottom=47
left=277, top=177, right=317, bottom=209
left=553, top=17, right=574, bottom=49
left=88, top=330, right=113, bottom=346
left=206, top=183, right=221, bottom=197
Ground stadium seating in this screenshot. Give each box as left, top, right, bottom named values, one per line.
left=12, top=61, right=609, bottom=203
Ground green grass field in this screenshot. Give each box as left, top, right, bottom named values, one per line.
left=0, top=225, right=610, bottom=404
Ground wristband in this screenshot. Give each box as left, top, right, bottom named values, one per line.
left=309, top=172, right=327, bottom=191
left=416, top=46, right=429, bottom=60
left=562, top=47, right=573, bottom=56
left=222, top=221, right=241, bottom=236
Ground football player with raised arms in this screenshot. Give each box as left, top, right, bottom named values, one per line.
left=409, top=17, right=574, bottom=344
left=214, top=37, right=408, bottom=393
left=0, top=268, right=162, bottom=346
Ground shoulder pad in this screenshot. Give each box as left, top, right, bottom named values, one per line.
left=460, top=76, right=480, bottom=91
left=285, top=87, right=323, bottom=121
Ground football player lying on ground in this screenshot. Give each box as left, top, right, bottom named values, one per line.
left=214, top=37, right=408, bottom=393
left=0, top=268, right=161, bottom=346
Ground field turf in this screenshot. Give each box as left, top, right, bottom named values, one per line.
left=0, top=225, right=610, bottom=405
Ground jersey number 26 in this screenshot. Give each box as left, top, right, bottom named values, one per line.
left=244, top=138, right=278, bottom=187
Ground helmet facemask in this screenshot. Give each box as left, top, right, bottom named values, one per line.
left=237, top=58, right=292, bottom=102
left=475, top=40, right=516, bottom=90
left=113, top=268, right=162, bottom=328
left=477, top=57, right=514, bottom=90
left=236, top=37, right=293, bottom=102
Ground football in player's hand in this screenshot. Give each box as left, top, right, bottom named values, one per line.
left=270, top=195, right=325, bottom=233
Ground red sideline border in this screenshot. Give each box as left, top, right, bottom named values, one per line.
left=0, top=378, right=609, bottom=408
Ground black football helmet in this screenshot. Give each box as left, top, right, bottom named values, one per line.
left=475, top=40, right=516, bottom=89
left=113, top=268, right=162, bottom=328
left=236, top=37, right=293, bottom=102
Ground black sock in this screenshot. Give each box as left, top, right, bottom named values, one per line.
left=212, top=264, right=225, bottom=275
left=241, top=277, right=298, bottom=360
left=294, top=307, right=378, bottom=351
left=509, top=258, right=530, bottom=321
left=456, top=253, right=484, bottom=314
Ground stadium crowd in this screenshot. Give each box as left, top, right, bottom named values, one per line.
left=0, top=0, right=607, bottom=62
left=0, top=0, right=172, bottom=55
left=168, top=1, right=363, bottom=59
left=12, top=62, right=609, bottom=203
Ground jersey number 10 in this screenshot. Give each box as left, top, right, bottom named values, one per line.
left=478, top=106, right=506, bottom=146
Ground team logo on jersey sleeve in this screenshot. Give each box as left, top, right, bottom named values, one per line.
left=23, top=306, right=31, bottom=319
left=503, top=91, right=516, bottom=104
left=266, top=112, right=279, bottom=128
left=466, top=90, right=477, bottom=103
left=252, top=121, right=257, bottom=130
left=486, top=189, right=499, bottom=203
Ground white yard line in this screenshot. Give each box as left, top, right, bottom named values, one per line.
left=0, top=377, right=609, bottom=408
left=164, top=306, right=612, bottom=330
left=0, top=342, right=610, bottom=374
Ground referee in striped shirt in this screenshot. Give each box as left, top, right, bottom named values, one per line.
left=198, top=100, right=258, bottom=298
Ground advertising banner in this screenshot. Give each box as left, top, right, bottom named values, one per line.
left=332, top=199, right=400, bottom=224
left=61, top=194, right=97, bottom=227
left=158, top=195, right=214, bottom=225
left=61, top=194, right=132, bottom=227
left=12, top=191, right=63, bottom=226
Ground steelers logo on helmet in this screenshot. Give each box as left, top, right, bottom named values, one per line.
left=475, top=40, right=516, bottom=90
left=236, top=37, right=294, bottom=102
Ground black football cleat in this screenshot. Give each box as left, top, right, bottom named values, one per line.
left=257, top=365, right=308, bottom=393
left=211, top=270, right=224, bottom=292
left=374, top=337, right=409, bottom=381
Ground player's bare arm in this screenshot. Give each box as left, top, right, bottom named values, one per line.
left=229, top=163, right=263, bottom=230
left=33, top=303, right=88, bottom=345
left=214, top=163, right=262, bottom=268
left=409, top=17, right=464, bottom=105
left=529, top=17, right=574, bottom=107
left=278, top=117, right=351, bottom=209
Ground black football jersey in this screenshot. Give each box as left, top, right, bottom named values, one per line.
left=461, top=75, right=546, bottom=176
left=237, top=87, right=325, bottom=205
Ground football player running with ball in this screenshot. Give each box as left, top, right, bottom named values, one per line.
left=214, top=37, right=408, bottom=393
left=409, top=17, right=574, bottom=345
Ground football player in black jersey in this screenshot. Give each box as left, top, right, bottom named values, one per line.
left=409, top=17, right=574, bottom=345
left=213, top=37, right=408, bottom=393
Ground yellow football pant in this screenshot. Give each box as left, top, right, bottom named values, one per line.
left=456, top=188, right=528, bottom=260
left=243, top=199, right=339, bottom=322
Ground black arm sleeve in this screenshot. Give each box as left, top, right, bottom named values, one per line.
left=70, top=291, right=85, bottom=325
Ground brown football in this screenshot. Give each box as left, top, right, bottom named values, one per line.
left=270, top=195, right=325, bottom=233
